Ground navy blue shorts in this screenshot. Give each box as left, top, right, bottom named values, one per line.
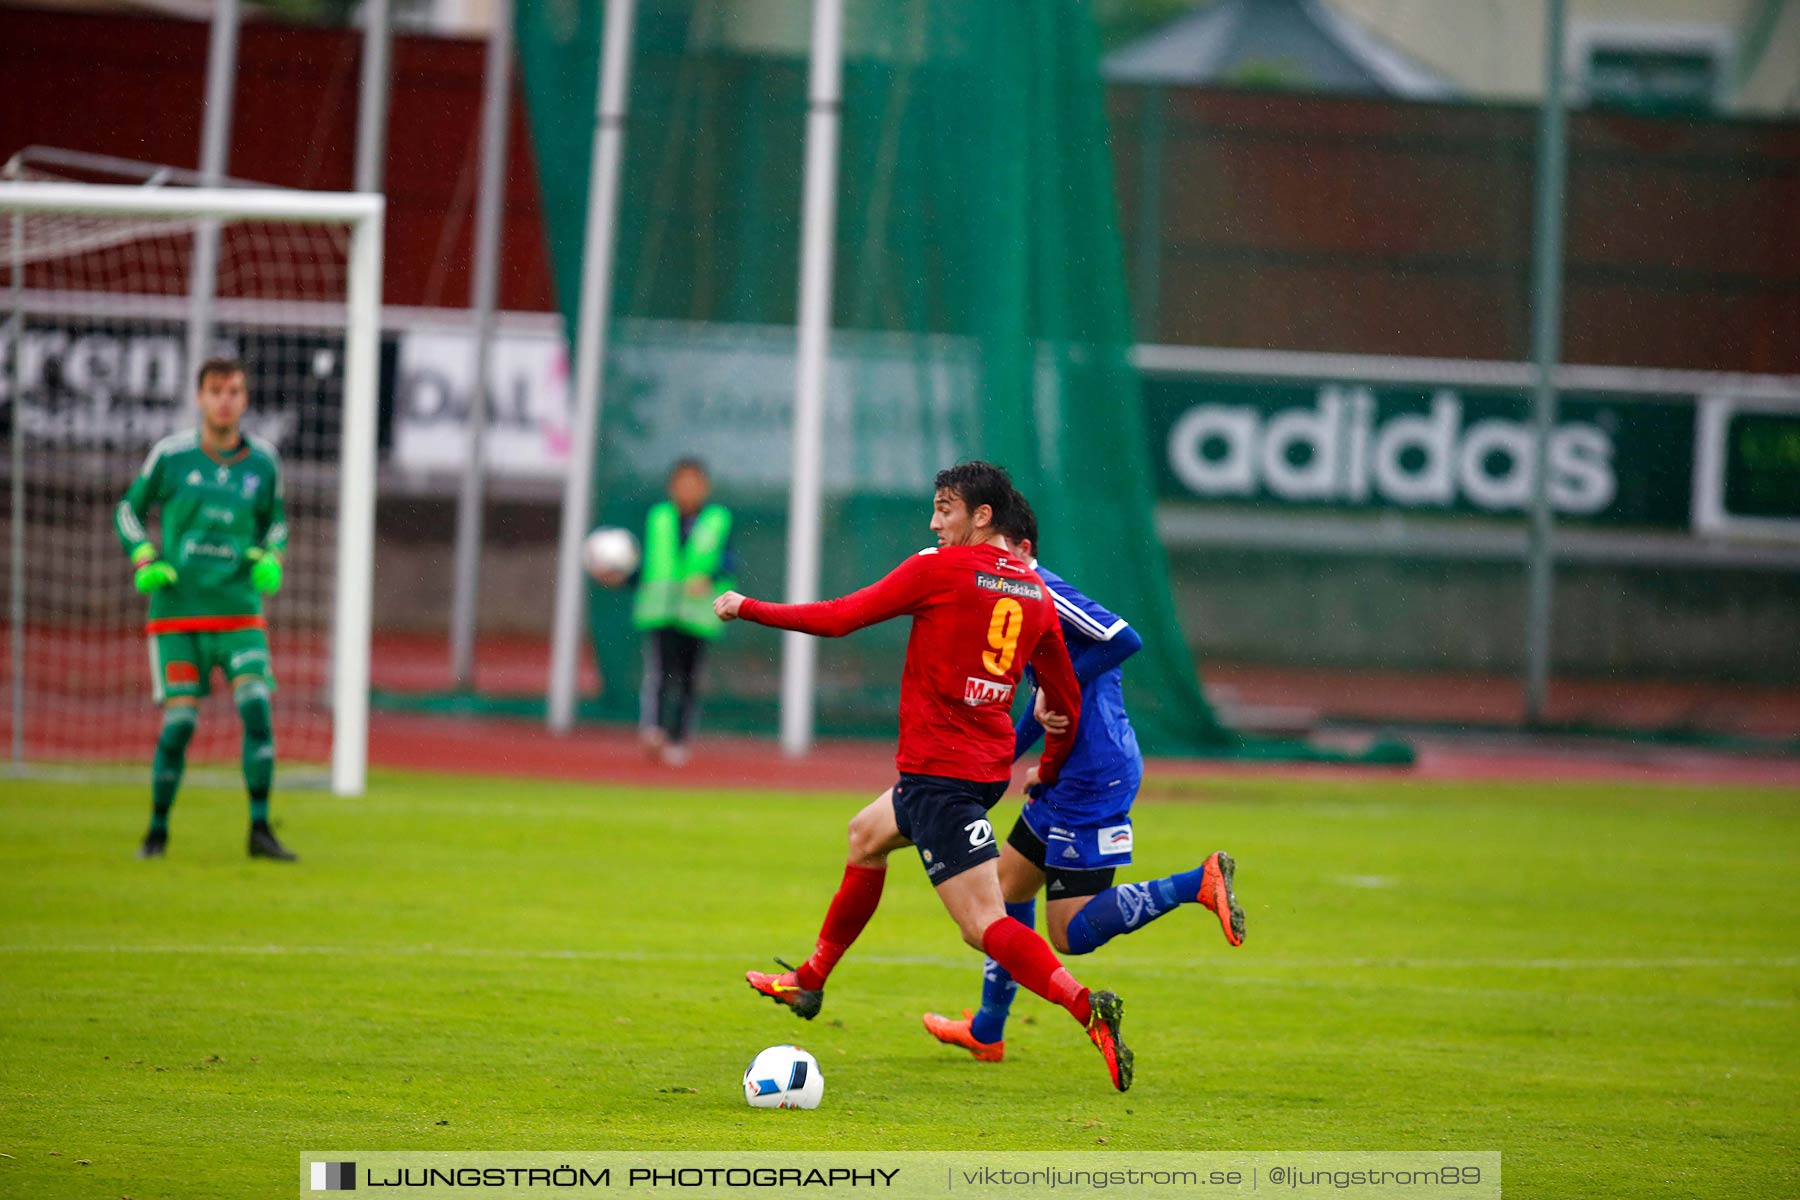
left=891, top=773, right=1010, bottom=886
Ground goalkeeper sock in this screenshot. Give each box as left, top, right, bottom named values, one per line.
left=236, top=681, right=275, bottom=824
left=970, top=899, right=1035, bottom=1045
left=794, top=863, right=886, bottom=992
left=1064, top=869, right=1201, bottom=955
left=150, top=706, right=197, bottom=834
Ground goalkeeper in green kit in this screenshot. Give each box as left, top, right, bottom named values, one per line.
left=115, top=357, right=298, bottom=861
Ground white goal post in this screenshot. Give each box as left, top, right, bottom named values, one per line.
left=2, top=182, right=383, bottom=797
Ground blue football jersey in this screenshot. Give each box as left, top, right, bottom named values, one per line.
left=1017, top=564, right=1144, bottom=826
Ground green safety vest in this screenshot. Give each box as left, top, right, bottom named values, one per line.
left=632, top=501, right=734, bottom=639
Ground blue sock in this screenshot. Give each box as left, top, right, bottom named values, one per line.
left=969, top=899, right=1034, bottom=1044
left=1065, top=863, right=1209, bottom=955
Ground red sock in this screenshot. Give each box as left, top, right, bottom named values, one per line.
left=795, top=863, right=886, bottom=991
left=982, top=916, right=1092, bottom=1026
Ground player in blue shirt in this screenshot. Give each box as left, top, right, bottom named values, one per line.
left=922, top=494, right=1245, bottom=1062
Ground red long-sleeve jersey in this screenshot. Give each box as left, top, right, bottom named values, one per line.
left=739, top=542, right=1081, bottom=785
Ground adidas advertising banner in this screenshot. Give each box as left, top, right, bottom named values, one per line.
left=1144, top=377, right=1698, bottom=528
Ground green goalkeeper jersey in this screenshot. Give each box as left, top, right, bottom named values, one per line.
left=115, top=429, right=289, bottom=625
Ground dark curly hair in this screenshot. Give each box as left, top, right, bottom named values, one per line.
left=998, top=488, right=1039, bottom=558
left=933, top=461, right=1015, bottom=531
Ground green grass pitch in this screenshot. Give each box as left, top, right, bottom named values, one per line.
left=3, top=768, right=1797, bottom=1198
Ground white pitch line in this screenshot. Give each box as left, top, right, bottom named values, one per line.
left=0, top=944, right=1795, bottom=972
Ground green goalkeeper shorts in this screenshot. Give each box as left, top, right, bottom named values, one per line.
left=149, top=628, right=276, bottom=702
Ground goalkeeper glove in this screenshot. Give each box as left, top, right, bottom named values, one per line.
left=246, top=547, right=284, bottom=596
left=131, top=544, right=178, bottom=594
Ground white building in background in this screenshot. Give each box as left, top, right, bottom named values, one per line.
left=40, top=0, right=1784, bottom=116
left=1337, top=0, right=1799, bottom=115
left=1105, top=0, right=1462, bottom=97
left=1108, top=0, right=1800, bottom=117
left=428, top=0, right=1800, bottom=118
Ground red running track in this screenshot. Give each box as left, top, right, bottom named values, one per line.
left=361, top=632, right=1800, bottom=790
left=368, top=710, right=1800, bottom=792
left=8, top=626, right=1797, bottom=789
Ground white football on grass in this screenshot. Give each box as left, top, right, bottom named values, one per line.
left=742, top=1045, right=823, bottom=1109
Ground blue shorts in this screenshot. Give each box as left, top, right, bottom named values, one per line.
left=1019, top=796, right=1135, bottom=872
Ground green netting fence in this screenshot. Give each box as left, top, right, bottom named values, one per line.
left=514, top=0, right=1409, bottom=764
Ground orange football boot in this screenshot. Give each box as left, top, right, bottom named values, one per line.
left=1085, top=989, right=1133, bottom=1092
left=921, top=1009, right=1005, bottom=1062
left=744, top=958, right=823, bottom=1020
left=1197, top=850, right=1245, bottom=947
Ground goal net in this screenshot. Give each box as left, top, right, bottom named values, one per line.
left=1, top=177, right=381, bottom=794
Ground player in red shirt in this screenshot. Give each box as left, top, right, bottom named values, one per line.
left=715, top=462, right=1133, bottom=1091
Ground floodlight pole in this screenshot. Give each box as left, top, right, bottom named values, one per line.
left=185, top=0, right=239, bottom=381
left=449, top=0, right=515, bottom=688
left=547, top=0, right=639, bottom=733
left=9, top=212, right=23, bottom=771
left=1524, top=0, right=1569, bottom=726
left=356, top=0, right=394, bottom=195
left=778, top=0, right=847, bottom=757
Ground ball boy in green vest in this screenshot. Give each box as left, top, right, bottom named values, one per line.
left=632, top=458, right=735, bottom=766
